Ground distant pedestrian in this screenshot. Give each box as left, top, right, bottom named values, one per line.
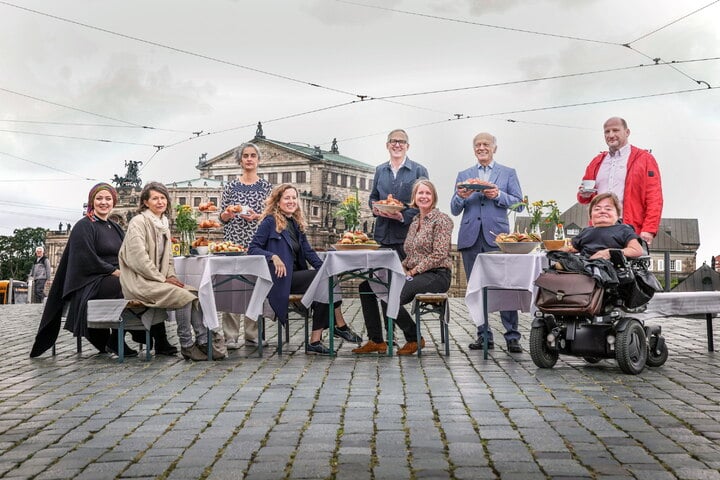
left=29, top=246, right=51, bottom=303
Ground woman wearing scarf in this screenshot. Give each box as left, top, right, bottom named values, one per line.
left=118, top=181, right=213, bottom=361
left=30, top=183, right=138, bottom=357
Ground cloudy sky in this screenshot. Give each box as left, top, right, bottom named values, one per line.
left=2, top=0, right=719, bottom=262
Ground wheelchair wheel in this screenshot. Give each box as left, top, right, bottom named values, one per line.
left=583, top=357, right=602, bottom=364
left=530, top=324, right=558, bottom=368
left=646, top=336, right=668, bottom=368
left=615, top=320, right=647, bottom=375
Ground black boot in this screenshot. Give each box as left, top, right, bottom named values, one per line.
left=86, top=328, right=111, bottom=354
left=106, top=329, right=138, bottom=357
left=151, top=323, right=178, bottom=356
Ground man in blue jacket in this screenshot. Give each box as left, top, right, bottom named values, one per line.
left=353, top=128, right=429, bottom=354
left=451, top=132, right=524, bottom=353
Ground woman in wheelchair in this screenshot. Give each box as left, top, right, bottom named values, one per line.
left=563, top=192, right=644, bottom=261
left=530, top=192, right=667, bottom=374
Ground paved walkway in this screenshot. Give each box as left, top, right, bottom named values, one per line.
left=0, top=301, right=719, bottom=480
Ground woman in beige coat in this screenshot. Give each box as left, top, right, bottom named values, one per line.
left=119, top=181, right=213, bottom=361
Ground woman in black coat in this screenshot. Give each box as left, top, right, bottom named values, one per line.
left=30, top=183, right=176, bottom=358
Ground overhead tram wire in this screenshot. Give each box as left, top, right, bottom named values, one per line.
left=0, top=117, right=191, bottom=134
left=0, top=86, right=194, bottom=134
left=140, top=99, right=365, bottom=170
left=0, top=151, right=98, bottom=180
left=333, top=85, right=715, bottom=144
left=620, top=1, right=720, bottom=86
left=374, top=57, right=720, bottom=100
left=0, top=128, right=161, bottom=147
left=334, top=0, right=621, bottom=46
left=626, top=0, right=720, bottom=45
left=0, top=1, right=364, bottom=100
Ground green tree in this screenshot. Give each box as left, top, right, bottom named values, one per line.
left=0, top=227, right=47, bottom=280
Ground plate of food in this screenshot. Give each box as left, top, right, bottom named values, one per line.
left=333, top=231, right=380, bottom=250
left=198, top=219, right=222, bottom=229
left=333, top=243, right=380, bottom=251
left=209, top=241, right=246, bottom=255
left=226, top=204, right=251, bottom=215
left=458, top=183, right=492, bottom=191
left=496, top=241, right=541, bottom=254
left=373, top=194, right=405, bottom=214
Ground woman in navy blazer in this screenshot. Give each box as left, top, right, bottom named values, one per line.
left=248, top=184, right=361, bottom=354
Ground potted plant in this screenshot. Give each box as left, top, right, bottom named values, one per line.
left=174, top=204, right=198, bottom=256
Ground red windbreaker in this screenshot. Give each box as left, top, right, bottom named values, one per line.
left=577, top=145, right=663, bottom=235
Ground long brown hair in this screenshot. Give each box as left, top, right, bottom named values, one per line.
left=261, top=183, right=307, bottom=233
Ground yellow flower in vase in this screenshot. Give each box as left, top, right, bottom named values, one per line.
left=335, top=189, right=361, bottom=232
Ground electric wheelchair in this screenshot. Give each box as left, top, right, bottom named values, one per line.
left=529, top=249, right=668, bottom=375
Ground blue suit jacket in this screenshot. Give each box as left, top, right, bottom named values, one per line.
left=248, top=216, right=322, bottom=322
left=450, top=162, right=523, bottom=250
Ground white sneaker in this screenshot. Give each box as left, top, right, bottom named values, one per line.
left=245, top=337, right=269, bottom=347
left=225, top=340, right=244, bottom=350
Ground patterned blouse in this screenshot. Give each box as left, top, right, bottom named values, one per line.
left=220, top=177, right=272, bottom=247
left=402, top=208, right=453, bottom=275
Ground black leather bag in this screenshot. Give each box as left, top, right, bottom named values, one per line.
left=534, top=270, right=604, bottom=315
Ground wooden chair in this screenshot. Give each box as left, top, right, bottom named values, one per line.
left=413, top=293, right=450, bottom=356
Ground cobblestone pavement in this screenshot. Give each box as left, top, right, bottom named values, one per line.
left=0, top=301, right=719, bottom=480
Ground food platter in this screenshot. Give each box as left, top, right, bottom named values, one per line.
left=458, top=183, right=492, bottom=191
left=496, top=241, right=541, bottom=254
left=542, top=239, right=566, bottom=251
left=372, top=202, right=405, bottom=214
left=332, top=243, right=380, bottom=251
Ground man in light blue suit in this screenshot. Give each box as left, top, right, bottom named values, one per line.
left=451, top=132, right=524, bottom=353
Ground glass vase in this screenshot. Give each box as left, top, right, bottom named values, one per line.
left=554, top=224, right=565, bottom=241
left=180, top=230, right=194, bottom=256
left=530, top=224, right=542, bottom=239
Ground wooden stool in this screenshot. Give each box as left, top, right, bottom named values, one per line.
left=414, top=293, right=450, bottom=356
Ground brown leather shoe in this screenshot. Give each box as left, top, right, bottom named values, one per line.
left=398, top=338, right=425, bottom=356
left=352, top=340, right=387, bottom=354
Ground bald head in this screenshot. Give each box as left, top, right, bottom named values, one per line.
left=603, top=117, right=630, bottom=153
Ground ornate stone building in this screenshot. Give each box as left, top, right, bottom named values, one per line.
left=167, top=124, right=377, bottom=248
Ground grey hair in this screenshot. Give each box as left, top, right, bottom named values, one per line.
left=234, top=142, right=261, bottom=162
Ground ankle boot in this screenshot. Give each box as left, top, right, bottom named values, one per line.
left=151, top=323, right=177, bottom=355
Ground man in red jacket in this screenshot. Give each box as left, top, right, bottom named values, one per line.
left=577, top=117, right=663, bottom=245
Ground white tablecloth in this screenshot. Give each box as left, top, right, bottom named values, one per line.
left=173, top=255, right=273, bottom=330
left=86, top=299, right=168, bottom=330
left=465, top=252, right=548, bottom=327
left=635, top=291, right=720, bottom=319
left=301, top=249, right=406, bottom=319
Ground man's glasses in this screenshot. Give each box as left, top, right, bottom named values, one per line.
left=387, top=139, right=407, bottom=145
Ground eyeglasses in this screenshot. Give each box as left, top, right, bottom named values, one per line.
left=387, top=139, right=407, bottom=145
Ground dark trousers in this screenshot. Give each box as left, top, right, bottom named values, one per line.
left=360, top=268, right=451, bottom=344
left=32, top=279, right=47, bottom=303
left=461, top=231, right=520, bottom=343
left=290, top=269, right=340, bottom=331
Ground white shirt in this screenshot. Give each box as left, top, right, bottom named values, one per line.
left=596, top=143, right=630, bottom=204
left=390, top=157, right=407, bottom=179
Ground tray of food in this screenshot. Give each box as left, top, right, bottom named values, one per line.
left=495, top=232, right=542, bottom=254
left=372, top=194, right=405, bottom=214
left=208, top=241, right=246, bottom=255
left=333, top=231, right=379, bottom=250
left=458, top=179, right=493, bottom=191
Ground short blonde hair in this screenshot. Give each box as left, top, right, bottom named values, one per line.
left=409, top=179, right=437, bottom=209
